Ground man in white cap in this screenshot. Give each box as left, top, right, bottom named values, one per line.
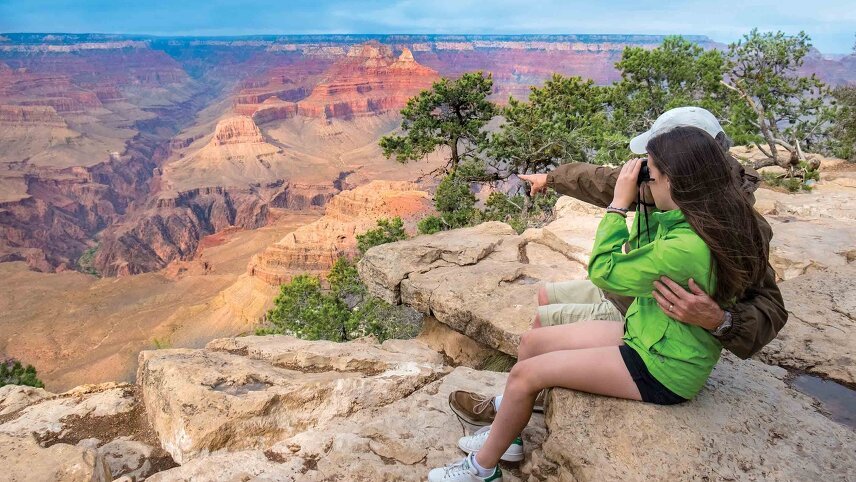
left=447, top=106, right=786, bottom=427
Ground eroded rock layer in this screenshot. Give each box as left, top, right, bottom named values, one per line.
left=249, top=180, right=432, bottom=285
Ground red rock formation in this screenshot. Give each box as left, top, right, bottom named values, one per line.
left=296, top=44, right=440, bottom=119
left=0, top=105, right=67, bottom=127
left=248, top=180, right=432, bottom=286
left=230, top=56, right=331, bottom=120
left=94, top=181, right=338, bottom=276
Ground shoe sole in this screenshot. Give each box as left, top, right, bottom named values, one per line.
left=458, top=441, right=524, bottom=463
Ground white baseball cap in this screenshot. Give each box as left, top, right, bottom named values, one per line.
left=629, top=106, right=725, bottom=154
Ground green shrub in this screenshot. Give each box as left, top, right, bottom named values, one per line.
left=356, top=217, right=407, bottom=255
left=417, top=215, right=443, bottom=235
left=0, top=359, right=45, bottom=388
left=258, top=258, right=421, bottom=343
left=434, top=174, right=478, bottom=229
left=257, top=275, right=353, bottom=341
left=478, top=190, right=561, bottom=234
left=76, top=245, right=99, bottom=276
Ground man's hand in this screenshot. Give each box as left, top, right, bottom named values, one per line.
left=652, top=277, right=724, bottom=331
left=518, top=174, right=548, bottom=196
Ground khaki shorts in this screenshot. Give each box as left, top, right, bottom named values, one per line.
left=537, top=280, right=624, bottom=327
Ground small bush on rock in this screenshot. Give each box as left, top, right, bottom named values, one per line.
left=0, top=359, right=45, bottom=388
left=356, top=217, right=407, bottom=255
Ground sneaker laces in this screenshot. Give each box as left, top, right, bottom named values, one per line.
left=442, top=458, right=475, bottom=478
left=472, top=425, right=491, bottom=441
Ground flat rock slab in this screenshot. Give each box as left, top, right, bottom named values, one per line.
left=533, top=354, right=856, bottom=481
left=0, top=384, right=54, bottom=415
left=148, top=367, right=546, bottom=482
left=359, top=220, right=588, bottom=356
left=1, top=433, right=112, bottom=482
left=766, top=216, right=856, bottom=280
left=138, top=336, right=450, bottom=464
left=0, top=383, right=169, bottom=481
left=758, top=265, right=856, bottom=386
left=0, top=382, right=136, bottom=438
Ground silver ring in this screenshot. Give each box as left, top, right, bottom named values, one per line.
left=669, top=304, right=674, bottom=312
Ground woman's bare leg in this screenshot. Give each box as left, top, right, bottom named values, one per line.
left=475, top=346, right=640, bottom=468
left=517, top=320, right=624, bottom=361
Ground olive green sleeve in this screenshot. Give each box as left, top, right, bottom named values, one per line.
left=546, top=162, right=619, bottom=208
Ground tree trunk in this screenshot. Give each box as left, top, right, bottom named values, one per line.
left=449, top=137, right=460, bottom=175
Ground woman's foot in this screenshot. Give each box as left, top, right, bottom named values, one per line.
left=428, top=454, right=503, bottom=482
left=458, top=426, right=524, bottom=462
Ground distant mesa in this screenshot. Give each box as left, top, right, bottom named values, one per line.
left=212, top=115, right=267, bottom=146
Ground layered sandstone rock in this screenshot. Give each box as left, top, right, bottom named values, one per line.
left=531, top=354, right=855, bottom=481
left=94, top=182, right=337, bottom=276
left=358, top=220, right=588, bottom=355
left=249, top=180, right=432, bottom=285
left=297, top=43, right=439, bottom=119
left=193, top=115, right=280, bottom=162
left=144, top=365, right=544, bottom=482
left=0, top=104, right=68, bottom=127
left=211, top=115, right=267, bottom=145
left=137, top=335, right=450, bottom=464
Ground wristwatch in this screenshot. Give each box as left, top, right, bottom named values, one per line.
left=710, top=310, right=733, bottom=337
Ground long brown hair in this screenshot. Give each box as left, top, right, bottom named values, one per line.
left=646, top=126, right=768, bottom=304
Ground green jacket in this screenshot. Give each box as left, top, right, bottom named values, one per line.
left=588, top=210, right=722, bottom=399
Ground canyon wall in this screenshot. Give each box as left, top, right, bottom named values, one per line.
left=1, top=34, right=853, bottom=275
left=248, top=180, right=433, bottom=285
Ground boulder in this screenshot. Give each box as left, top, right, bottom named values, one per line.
left=0, top=384, right=54, bottom=415
left=0, top=433, right=112, bottom=482
left=148, top=367, right=545, bottom=482
left=0, top=382, right=174, bottom=480
left=137, top=336, right=450, bottom=464
left=358, top=220, right=587, bottom=355
left=0, top=382, right=136, bottom=438
left=533, top=354, right=856, bottom=481
left=758, top=265, right=856, bottom=386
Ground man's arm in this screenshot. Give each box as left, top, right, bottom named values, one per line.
left=545, top=162, right=619, bottom=208
left=717, top=264, right=788, bottom=358
left=652, top=263, right=788, bottom=359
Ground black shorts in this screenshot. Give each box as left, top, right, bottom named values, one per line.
left=619, top=344, right=687, bottom=405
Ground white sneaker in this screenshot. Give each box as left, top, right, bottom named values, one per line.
left=427, top=456, right=503, bottom=482
left=458, top=426, right=524, bottom=462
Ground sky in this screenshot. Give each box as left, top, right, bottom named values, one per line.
left=0, top=0, right=853, bottom=54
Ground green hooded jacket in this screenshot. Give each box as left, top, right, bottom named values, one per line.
left=588, top=210, right=722, bottom=399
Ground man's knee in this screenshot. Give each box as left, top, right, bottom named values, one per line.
left=537, top=285, right=549, bottom=306
left=532, top=311, right=542, bottom=329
